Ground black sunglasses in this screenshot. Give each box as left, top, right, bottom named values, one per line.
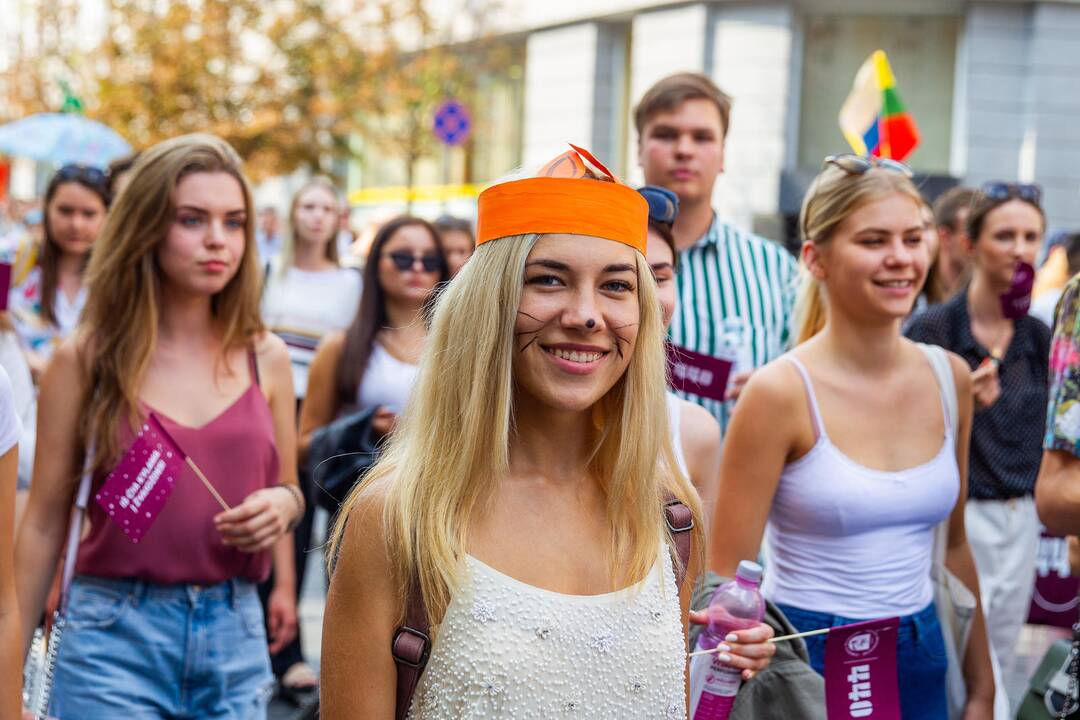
left=55, top=164, right=109, bottom=187
left=823, top=154, right=914, bottom=178
left=981, top=181, right=1041, bottom=205
left=388, top=251, right=444, bottom=273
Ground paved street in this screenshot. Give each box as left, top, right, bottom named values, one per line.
left=269, top=510, right=329, bottom=720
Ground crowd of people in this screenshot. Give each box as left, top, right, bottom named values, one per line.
left=0, top=70, right=1077, bottom=719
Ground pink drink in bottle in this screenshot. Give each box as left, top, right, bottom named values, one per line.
left=688, top=560, right=765, bottom=719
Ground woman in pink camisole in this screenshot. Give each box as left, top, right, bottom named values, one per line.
left=14, top=134, right=305, bottom=718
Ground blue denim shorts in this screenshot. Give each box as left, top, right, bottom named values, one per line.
left=50, top=575, right=274, bottom=719
left=775, top=601, right=948, bottom=720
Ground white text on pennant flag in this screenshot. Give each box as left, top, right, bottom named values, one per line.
left=95, top=413, right=185, bottom=543
left=824, top=617, right=901, bottom=720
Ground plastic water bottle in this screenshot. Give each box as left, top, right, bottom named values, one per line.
left=688, top=560, right=765, bottom=719
left=716, top=319, right=754, bottom=396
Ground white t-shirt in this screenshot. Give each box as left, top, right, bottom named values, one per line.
left=9, top=265, right=87, bottom=361
left=0, top=332, right=35, bottom=488
left=261, top=265, right=363, bottom=397
left=0, top=363, right=24, bottom=462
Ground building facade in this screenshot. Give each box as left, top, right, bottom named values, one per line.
left=373, top=0, right=1080, bottom=241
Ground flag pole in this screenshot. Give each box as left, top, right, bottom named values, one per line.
left=185, top=456, right=230, bottom=511
left=687, top=627, right=832, bottom=657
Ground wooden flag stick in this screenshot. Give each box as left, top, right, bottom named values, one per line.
left=185, top=456, right=230, bottom=511
left=687, top=626, right=831, bottom=658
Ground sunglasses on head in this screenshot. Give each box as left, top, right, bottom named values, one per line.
left=823, top=154, right=914, bottom=178
left=388, top=251, right=444, bottom=273
left=638, top=185, right=680, bottom=225
left=981, top=181, right=1041, bottom=205
left=55, top=164, right=108, bottom=188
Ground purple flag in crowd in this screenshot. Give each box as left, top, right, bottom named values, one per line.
left=1028, top=530, right=1080, bottom=628
left=1000, top=261, right=1035, bottom=320
left=0, top=262, right=11, bottom=312
left=95, top=413, right=186, bottom=543
left=825, top=617, right=901, bottom=720
left=667, top=343, right=733, bottom=403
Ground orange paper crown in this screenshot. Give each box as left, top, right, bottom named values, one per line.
left=476, top=144, right=648, bottom=254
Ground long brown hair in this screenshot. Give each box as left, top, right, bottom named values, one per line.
left=79, top=134, right=264, bottom=469
left=278, top=176, right=341, bottom=275
left=40, top=167, right=110, bottom=326
left=334, top=216, right=448, bottom=412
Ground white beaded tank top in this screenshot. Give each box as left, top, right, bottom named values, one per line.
left=407, top=541, right=688, bottom=719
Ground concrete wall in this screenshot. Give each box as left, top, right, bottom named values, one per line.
left=522, top=24, right=601, bottom=169
left=592, top=23, right=630, bottom=173
left=624, top=3, right=711, bottom=183
left=710, top=3, right=795, bottom=235
left=1026, top=2, right=1080, bottom=229
left=957, top=1, right=1080, bottom=229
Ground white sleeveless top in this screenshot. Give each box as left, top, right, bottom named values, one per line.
left=665, top=392, right=690, bottom=478
left=358, top=342, right=419, bottom=413
left=408, top=543, right=688, bottom=719
left=761, top=351, right=959, bottom=618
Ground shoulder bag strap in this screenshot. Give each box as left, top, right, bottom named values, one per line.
left=918, top=343, right=959, bottom=440
left=392, top=578, right=430, bottom=720
left=391, top=497, right=695, bottom=718
left=663, top=494, right=694, bottom=591
left=58, top=443, right=96, bottom=615
left=917, top=343, right=959, bottom=571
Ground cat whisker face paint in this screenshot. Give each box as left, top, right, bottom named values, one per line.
left=478, top=144, right=648, bottom=413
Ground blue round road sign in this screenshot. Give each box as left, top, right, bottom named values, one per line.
left=433, top=100, right=471, bottom=146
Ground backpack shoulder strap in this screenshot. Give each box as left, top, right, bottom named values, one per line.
left=392, top=580, right=430, bottom=720
left=916, top=342, right=959, bottom=440
left=664, top=494, right=694, bottom=591
left=392, top=497, right=695, bottom=718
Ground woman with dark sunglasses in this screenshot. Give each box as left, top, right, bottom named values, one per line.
left=300, top=216, right=447, bottom=486
left=905, top=182, right=1048, bottom=713
left=9, top=164, right=109, bottom=381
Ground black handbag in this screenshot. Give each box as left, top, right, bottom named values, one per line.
left=305, top=406, right=382, bottom=512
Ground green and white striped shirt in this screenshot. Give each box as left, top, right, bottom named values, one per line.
left=669, top=216, right=798, bottom=433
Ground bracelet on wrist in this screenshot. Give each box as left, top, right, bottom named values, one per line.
left=278, top=484, right=305, bottom=531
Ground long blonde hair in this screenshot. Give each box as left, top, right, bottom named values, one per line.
left=793, top=164, right=924, bottom=344
left=277, top=176, right=341, bottom=276
left=326, top=232, right=702, bottom=628
left=79, top=133, right=264, bottom=469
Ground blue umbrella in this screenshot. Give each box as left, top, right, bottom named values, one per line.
left=0, top=112, right=132, bottom=168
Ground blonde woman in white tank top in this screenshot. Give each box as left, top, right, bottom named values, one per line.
left=708, top=158, right=994, bottom=719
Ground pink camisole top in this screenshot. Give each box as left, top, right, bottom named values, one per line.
left=76, top=350, right=280, bottom=585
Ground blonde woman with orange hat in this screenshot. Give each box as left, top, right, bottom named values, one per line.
left=320, top=146, right=774, bottom=719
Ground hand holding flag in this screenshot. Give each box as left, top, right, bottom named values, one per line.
left=214, top=486, right=300, bottom=553
left=96, top=413, right=228, bottom=543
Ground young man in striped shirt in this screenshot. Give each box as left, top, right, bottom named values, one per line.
left=636, top=72, right=797, bottom=432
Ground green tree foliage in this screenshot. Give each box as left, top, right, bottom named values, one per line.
left=0, top=0, right=508, bottom=182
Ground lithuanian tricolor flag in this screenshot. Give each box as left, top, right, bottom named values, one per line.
left=839, top=50, right=920, bottom=162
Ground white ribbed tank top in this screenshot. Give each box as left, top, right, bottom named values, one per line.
left=761, top=349, right=959, bottom=618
